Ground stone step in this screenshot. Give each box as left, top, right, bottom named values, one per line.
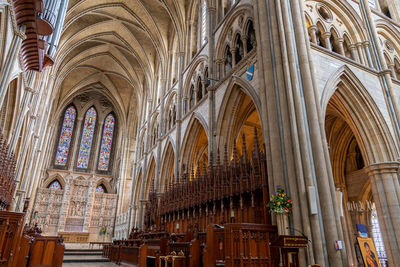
left=64, top=250, right=102, bottom=256
left=63, top=254, right=110, bottom=263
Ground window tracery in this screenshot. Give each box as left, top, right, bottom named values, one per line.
left=235, top=34, right=244, bottom=63
left=55, top=106, right=76, bottom=166
left=98, top=113, right=115, bottom=171
left=190, top=85, right=195, bottom=109
left=77, top=107, right=97, bottom=169
left=225, top=45, right=232, bottom=74
left=246, top=20, right=255, bottom=53
left=196, top=77, right=203, bottom=102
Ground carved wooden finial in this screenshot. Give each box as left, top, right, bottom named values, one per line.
left=241, top=133, right=248, bottom=163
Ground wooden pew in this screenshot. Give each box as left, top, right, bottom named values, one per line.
left=27, top=236, right=65, bottom=267
left=138, top=237, right=168, bottom=267
left=168, top=239, right=201, bottom=267
left=203, top=223, right=279, bottom=267
left=0, top=211, right=25, bottom=267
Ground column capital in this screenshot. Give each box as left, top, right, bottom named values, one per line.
left=379, top=69, right=393, bottom=76
left=362, top=41, right=371, bottom=47
left=365, top=161, right=400, bottom=175
left=25, top=87, right=35, bottom=93
left=335, top=38, right=344, bottom=44
left=176, top=51, right=185, bottom=57
left=308, top=25, right=318, bottom=32
left=321, top=32, right=331, bottom=38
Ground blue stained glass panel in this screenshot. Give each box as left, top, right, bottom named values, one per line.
left=77, top=107, right=97, bottom=168
left=48, top=180, right=62, bottom=190
left=98, top=114, right=115, bottom=171
left=55, top=106, right=76, bottom=166
left=96, top=185, right=105, bottom=193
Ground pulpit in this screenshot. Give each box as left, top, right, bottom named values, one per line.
left=270, top=235, right=309, bottom=267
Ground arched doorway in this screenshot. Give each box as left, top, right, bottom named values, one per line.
left=322, top=71, right=398, bottom=266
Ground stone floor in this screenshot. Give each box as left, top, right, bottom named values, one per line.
left=63, top=263, right=118, bottom=267
left=63, top=263, right=137, bottom=267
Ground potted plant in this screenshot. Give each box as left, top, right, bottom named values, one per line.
left=267, top=185, right=292, bottom=235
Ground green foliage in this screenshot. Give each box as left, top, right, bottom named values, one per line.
left=266, top=186, right=293, bottom=215
left=99, top=226, right=107, bottom=235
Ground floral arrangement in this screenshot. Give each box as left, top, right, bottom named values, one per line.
left=267, top=185, right=293, bottom=215
left=99, top=226, right=107, bottom=235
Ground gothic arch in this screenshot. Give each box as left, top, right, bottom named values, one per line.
left=159, top=140, right=175, bottom=193
left=144, top=156, right=156, bottom=198
left=304, top=0, right=367, bottom=42
left=43, top=174, right=66, bottom=189
left=215, top=4, right=254, bottom=61
left=216, top=76, right=263, bottom=151
left=180, top=114, right=209, bottom=172
left=95, top=178, right=112, bottom=193
left=183, top=55, right=208, bottom=99
left=321, top=65, right=398, bottom=164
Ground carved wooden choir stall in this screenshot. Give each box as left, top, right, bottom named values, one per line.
left=0, top=130, right=65, bottom=266
left=104, top=129, right=308, bottom=266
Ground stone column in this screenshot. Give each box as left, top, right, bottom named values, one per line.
left=57, top=177, right=71, bottom=232
left=83, top=180, right=94, bottom=232
left=356, top=42, right=366, bottom=65
left=308, top=25, right=318, bottom=44
left=155, top=78, right=167, bottom=191
left=335, top=38, right=345, bottom=56
left=9, top=87, right=34, bottom=152
left=389, top=63, right=396, bottom=78
left=207, top=4, right=216, bottom=165
left=348, top=44, right=360, bottom=63
left=0, top=26, right=25, bottom=108
left=69, top=117, right=84, bottom=170
left=138, top=98, right=152, bottom=228
left=91, top=120, right=104, bottom=173
left=363, top=41, right=375, bottom=68
left=322, top=32, right=332, bottom=51
left=287, top=0, right=348, bottom=265
left=175, top=52, right=184, bottom=180
left=365, top=162, right=400, bottom=265
left=230, top=48, right=237, bottom=66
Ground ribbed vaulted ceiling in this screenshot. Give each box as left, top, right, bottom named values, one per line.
left=54, top=0, right=189, bottom=114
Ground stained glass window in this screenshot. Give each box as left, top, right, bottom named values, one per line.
left=77, top=107, right=97, bottom=169
left=55, top=106, right=76, bottom=166
left=48, top=180, right=62, bottom=190
left=98, top=114, right=115, bottom=171
left=201, top=0, right=207, bottom=45
left=371, top=207, right=388, bottom=266
left=95, top=185, right=106, bottom=193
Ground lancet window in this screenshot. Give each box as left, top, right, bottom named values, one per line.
left=55, top=105, right=76, bottom=166
left=77, top=107, right=97, bottom=169
left=98, top=113, right=115, bottom=171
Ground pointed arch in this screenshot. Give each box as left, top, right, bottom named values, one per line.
left=216, top=76, right=263, bottom=157
left=144, top=156, right=156, bottom=198
left=180, top=114, right=209, bottom=173
left=159, top=140, right=176, bottom=193
left=321, top=66, right=398, bottom=164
